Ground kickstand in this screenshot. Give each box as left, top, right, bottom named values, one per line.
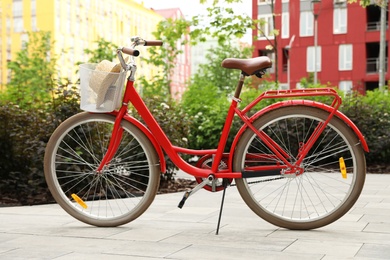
left=215, top=179, right=229, bottom=235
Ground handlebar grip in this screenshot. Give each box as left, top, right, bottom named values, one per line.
left=121, top=47, right=140, bottom=57
left=144, top=40, right=163, bottom=46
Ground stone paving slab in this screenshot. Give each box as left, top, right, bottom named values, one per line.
left=1, top=174, right=390, bottom=259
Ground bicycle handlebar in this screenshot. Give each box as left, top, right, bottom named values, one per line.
left=144, top=40, right=163, bottom=46
left=121, top=47, right=140, bottom=57
left=118, top=37, right=163, bottom=70
left=120, top=39, right=163, bottom=57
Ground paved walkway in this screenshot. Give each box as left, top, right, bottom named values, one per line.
left=1, top=174, right=390, bottom=259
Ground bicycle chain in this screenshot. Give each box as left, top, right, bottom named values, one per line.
left=230, top=176, right=284, bottom=186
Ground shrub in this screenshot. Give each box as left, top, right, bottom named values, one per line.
left=340, top=90, right=390, bottom=165
left=0, top=81, right=80, bottom=205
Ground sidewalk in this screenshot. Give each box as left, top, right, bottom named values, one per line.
left=1, top=174, right=390, bottom=259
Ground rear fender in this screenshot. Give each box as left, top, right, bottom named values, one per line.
left=229, top=100, right=369, bottom=165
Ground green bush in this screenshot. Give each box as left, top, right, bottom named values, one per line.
left=181, top=79, right=230, bottom=150
left=0, top=103, right=49, bottom=205
left=340, top=89, right=390, bottom=165
left=0, top=82, right=80, bottom=205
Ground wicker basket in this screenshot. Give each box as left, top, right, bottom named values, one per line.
left=79, top=63, right=127, bottom=112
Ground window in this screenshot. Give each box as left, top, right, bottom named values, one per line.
left=259, top=49, right=275, bottom=73
left=282, top=12, right=289, bottom=39
left=339, top=44, right=353, bottom=70
left=334, top=7, right=347, bottom=34
left=258, top=0, right=272, bottom=4
left=21, top=33, right=28, bottom=48
left=31, top=0, right=36, bottom=16
left=31, top=17, right=37, bottom=31
left=339, top=81, right=353, bottom=93
left=6, top=18, right=11, bottom=33
left=300, top=11, right=313, bottom=37
left=7, top=69, right=12, bottom=83
left=13, top=0, right=22, bottom=17
left=307, top=46, right=321, bottom=72
left=6, top=37, right=12, bottom=61
left=14, top=18, right=24, bottom=33
left=67, top=0, right=71, bottom=34
left=31, top=0, right=37, bottom=31
left=13, top=0, right=23, bottom=32
left=279, top=84, right=289, bottom=90
left=258, top=14, right=274, bottom=39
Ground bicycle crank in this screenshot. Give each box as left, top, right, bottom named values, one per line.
left=178, top=174, right=215, bottom=208
left=195, top=155, right=233, bottom=192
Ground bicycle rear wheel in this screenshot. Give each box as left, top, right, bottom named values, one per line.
left=233, top=106, right=366, bottom=230
left=44, top=112, right=160, bottom=227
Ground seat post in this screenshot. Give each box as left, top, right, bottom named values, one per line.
left=233, top=73, right=246, bottom=98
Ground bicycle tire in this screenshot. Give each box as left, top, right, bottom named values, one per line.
left=44, top=112, right=160, bottom=227
left=233, top=106, right=366, bottom=230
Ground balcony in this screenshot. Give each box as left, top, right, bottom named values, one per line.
left=367, top=21, right=389, bottom=31
left=366, top=57, right=388, bottom=74
left=366, top=4, right=388, bottom=31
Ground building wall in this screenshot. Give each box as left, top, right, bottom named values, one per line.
left=191, top=37, right=219, bottom=75
left=253, top=0, right=389, bottom=93
left=0, top=0, right=163, bottom=87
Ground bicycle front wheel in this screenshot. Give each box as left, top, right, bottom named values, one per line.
left=44, top=112, right=160, bottom=227
left=233, top=106, right=366, bottom=230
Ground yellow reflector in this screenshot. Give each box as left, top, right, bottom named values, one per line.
left=71, top=194, right=88, bottom=209
left=339, top=157, right=347, bottom=179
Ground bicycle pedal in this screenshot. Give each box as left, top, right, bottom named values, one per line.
left=178, top=191, right=191, bottom=208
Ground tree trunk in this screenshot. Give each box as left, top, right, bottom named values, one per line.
left=378, top=1, right=387, bottom=91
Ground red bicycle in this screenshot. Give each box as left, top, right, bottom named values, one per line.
left=44, top=36, right=368, bottom=230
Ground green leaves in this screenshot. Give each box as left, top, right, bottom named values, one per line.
left=84, top=38, right=117, bottom=63
left=348, top=0, right=377, bottom=7
left=340, top=89, right=390, bottom=164
left=2, top=31, right=57, bottom=110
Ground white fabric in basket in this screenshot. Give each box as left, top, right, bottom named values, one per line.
left=89, top=60, right=121, bottom=108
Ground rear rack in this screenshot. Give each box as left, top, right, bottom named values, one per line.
left=241, top=88, right=342, bottom=115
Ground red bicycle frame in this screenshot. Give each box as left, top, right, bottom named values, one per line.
left=97, top=70, right=369, bottom=180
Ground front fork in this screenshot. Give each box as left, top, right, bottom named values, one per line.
left=96, top=109, right=126, bottom=172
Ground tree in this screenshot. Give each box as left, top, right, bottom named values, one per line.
left=137, top=18, right=193, bottom=99
left=83, top=37, right=117, bottom=63
left=256, top=0, right=279, bottom=84
left=378, top=0, right=387, bottom=91
left=202, top=1, right=280, bottom=82
left=2, top=31, right=57, bottom=109
left=196, top=41, right=253, bottom=93
left=136, top=0, right=260, bottom=99
left=182, top=42, right=253, bottom=149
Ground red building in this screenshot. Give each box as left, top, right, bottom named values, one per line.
left=252, top=0, right=389, bottom=93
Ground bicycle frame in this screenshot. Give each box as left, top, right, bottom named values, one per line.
left=97, top=59, right=369, bottom=180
